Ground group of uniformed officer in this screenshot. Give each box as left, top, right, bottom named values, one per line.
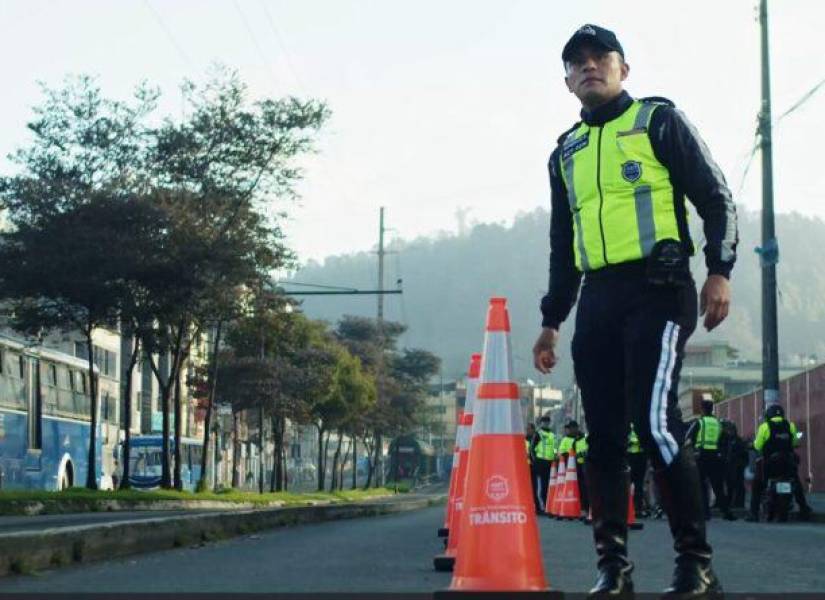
left=526, top=401, right=814, bottom=524
left=526, top=416, right=588, bottom=515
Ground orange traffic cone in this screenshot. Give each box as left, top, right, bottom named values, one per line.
left=439, top=410, right=463, bottom=541
left=551, top=457, right=567, bottom=518
left=442, top=298, right=549, bottom=594
left=544, top=460, right=557, bottom=516
left=434, top=354, right=481, bottom=571
left=558, top=450, right=582, bottom=520
left=628, top=482, right=644, bottom=530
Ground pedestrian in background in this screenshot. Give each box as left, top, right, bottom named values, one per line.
left=688, top=400, right=736, bottom=520
left=628, top=424, right=648, bottom=517
left=532, top=414, right=556, bottom=515
left=533, top=23, right=737, bottom=597
left=526, top=422, right=542, bottom=513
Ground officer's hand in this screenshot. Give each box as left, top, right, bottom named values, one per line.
left=699, top=274, right=731, bottom=331
left=533, top=327, right=559, bottom=374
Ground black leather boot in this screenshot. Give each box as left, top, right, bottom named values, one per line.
left=655, top=451, right=724, bottom=599
left=586, top=463, right=634, bottom=598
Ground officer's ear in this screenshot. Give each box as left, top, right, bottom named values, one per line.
left=620, top=59, right=630, bottom=82
left=564, top=68, right=574, bottom=94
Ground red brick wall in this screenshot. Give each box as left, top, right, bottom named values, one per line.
left=716, top=365, right=825, bottom=493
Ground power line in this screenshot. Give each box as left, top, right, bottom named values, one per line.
left=232, top=0, right=280, bottom=91
left=737, top=74, right=825, bottom=195
left=142, top=0, right=194, bottom=69
left=258, top=0, right=307, bottom=95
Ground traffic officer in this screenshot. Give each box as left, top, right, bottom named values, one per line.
left=526, top=422, right=542, bottom=513
left=747, top=404, right=813, bottom=521
left=531, top=414, right=557, bottom=514
left=558, top=419, right=590, bottom=515
left=627, top=423, right=648, bottom=517
left=689, top=400, right=736, bottom=520
left=721, top=420, right=748, bottom=508
left=532, top=24, right=737, bottom=597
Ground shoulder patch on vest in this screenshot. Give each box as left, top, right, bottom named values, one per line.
left=639, top=96, right=676, bottom=108
left=561, top=132, right=589, bottom=161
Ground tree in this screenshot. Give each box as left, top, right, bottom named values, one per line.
left=0, top=75, right=159, bottom=490
left=135, top=67, right=328, bottom=489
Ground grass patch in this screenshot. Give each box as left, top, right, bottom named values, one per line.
left=0, top=487, right=397, bottom=515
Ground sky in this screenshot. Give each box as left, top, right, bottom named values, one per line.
left=0, top=0, right=822, bottom=265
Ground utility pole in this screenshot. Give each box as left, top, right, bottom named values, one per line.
left=759, top=0, right=780, bottom=408
left=375, top=207, right=386, bottom=487
left=377, top=207, right=386, bottom=321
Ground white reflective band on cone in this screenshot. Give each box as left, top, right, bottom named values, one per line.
left=472, top=398, right=524, bottom=435
left=480, top=332, right=514, bottom=383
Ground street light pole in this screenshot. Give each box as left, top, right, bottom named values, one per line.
left=758, top=0, right=780, bottom=408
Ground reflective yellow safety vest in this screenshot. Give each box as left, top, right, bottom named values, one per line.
left=535, top=429, right=556, bottom=460
left=557, top=435, right=574, bottom=456
left=573, top=436, right=588, bottom=464
left=628, top=428, right=642, bottom=454
left=525, top=438, right=532, bottom=464
left=696, top=416, right=721, bottom=451
left=559, top=100, right=683, bottom=271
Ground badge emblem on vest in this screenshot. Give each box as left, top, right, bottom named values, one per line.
left=621, top=161, right=642, bottom=183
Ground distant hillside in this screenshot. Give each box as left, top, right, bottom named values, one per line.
left=290, top=207, right=825, bottom=386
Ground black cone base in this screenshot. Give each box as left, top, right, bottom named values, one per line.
left=629, top=522, right=644, bottom=530
left=435, top=590, right=565, bottom=599
left=438, top=527, right=450, bottom=537
left=433, top=554, right=455, bottom=572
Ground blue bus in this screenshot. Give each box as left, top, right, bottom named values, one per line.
left=126, top=434, right=203, bottom=491
left=0, top=336, right=105, bottom=491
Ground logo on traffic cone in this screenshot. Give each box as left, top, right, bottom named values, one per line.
left=551, top=456, right=567, bottom=518
left=545, top=459, right=558, bottom=515
left=444, top=298, right=549, bottom=593
left=434, top=354, right=481, bottom=572
left=558, top=450, right=582, bottom=520
left=439, top=410, right=463, bottom=541
left=628, top=482, right=644, bottom=530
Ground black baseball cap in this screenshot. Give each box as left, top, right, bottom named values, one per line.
left=562, top=24, right=624, bottom=63
left=565, top=419, right=579, bottom=428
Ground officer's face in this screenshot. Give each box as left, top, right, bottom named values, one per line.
left=564, top=44, right=629, bottom=109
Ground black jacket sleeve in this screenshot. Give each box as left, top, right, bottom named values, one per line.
left=539, top=147, right=582, bottom=329
left=648, top=105, right=738, bottom=279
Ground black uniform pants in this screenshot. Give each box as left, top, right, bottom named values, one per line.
left=628, top=452, right=648, bottom=513
left=529, top=462, right=541, bottom=511
left=696, top=450, right=729, bottom=516
left=572, top=268, right=697, bottom=472
left=534, top=458, right=552, bottom=511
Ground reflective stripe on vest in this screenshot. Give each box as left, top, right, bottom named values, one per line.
left=559, top=100, right=683, bottom=271
left=697, top=416, right=721, bottom=450
left=535, top=430, right=555, bottom=460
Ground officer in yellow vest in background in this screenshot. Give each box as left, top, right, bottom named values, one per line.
left=525, top=422, right=542, bottom=513
left=532, top=23, right=737, bottom=597
left=558, top=419, right=589, bottom=516
left=747, top=404, right=813, bottom=521
left=689, top=400, right=736, bottom=521
left=531, top=414, right=556, bottom=514
left=627, top=424, right=648, bottom=517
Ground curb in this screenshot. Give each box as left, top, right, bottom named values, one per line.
left=0, top=493, right=447, bottom=577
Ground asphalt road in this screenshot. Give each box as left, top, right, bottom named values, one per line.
left=0, top=504, right=823, bottom=594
